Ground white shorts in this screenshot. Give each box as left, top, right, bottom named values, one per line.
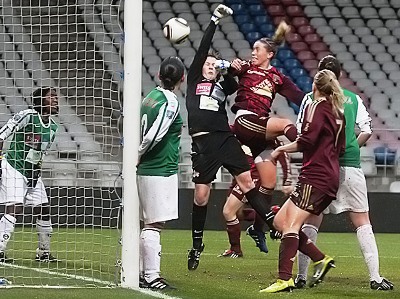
left=324, top=166, right=369, bottom=214
left=137, top=174, right=179, bottom=224
left=0, top=159, right=49, bottom=206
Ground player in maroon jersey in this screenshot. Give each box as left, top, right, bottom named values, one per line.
left=228, top=21, right=304, bottom=246
left=220, top=143, right=292, bottom=258
left=259, top=69, right=346, bottom=293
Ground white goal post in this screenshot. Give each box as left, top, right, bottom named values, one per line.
left=0, top=0, right=138, bottom=288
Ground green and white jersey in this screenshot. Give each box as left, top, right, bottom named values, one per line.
left=0, top=109, right=58, bottom=177
left=296, top=89, right=372, bottom=168
left=137, top=86, right=183, bottom=177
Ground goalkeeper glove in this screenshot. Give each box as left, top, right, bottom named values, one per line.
left=211, top=4, right=233, bottom=24
left=214, top=59, right=231, bottom=75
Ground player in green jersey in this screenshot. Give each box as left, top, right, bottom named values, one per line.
left=0, top=87, right=59, bottom=263
left=295, top=56, right=393, bottom=291
left=137, top=56, right=185, bottom=290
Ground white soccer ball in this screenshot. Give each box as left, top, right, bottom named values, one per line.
left=163, top=17, right=190, bottom=44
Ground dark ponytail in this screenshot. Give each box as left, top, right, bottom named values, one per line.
left=159, top=56, right=185, bottom=90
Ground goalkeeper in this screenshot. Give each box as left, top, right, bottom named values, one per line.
left=0, top=87, right=59, bottom=262
left=186, top=4, right=276, bottom=271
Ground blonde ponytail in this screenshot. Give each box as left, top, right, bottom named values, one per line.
left=272, top=21, right=290, bottom=46
left=314, top=69, right=345, bottom=117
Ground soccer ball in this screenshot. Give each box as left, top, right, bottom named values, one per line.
left=163, top=17, right=190, bottom=44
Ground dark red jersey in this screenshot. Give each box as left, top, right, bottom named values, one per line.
left=297, top=99, right=346, bottom=197
left=231, top=62, right=304, bottom=117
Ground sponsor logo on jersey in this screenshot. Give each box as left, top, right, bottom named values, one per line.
left=25, top=133, right=41, bottom=148
left=195, top=83, right=212, bottom=95
left=250, top=78, right=273, bottom=97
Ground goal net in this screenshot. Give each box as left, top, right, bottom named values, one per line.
left=0, top=0, right=123, bottom=287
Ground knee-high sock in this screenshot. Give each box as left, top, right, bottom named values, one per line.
left=356, top=224, right=381, bottom=282
left=279, top=233, right=299, bottom=280
left=36, top=219, right=53, bottom=253
left=141, top=228, right=161, bottom=283
left=283, top=124, right=297, bottom=142
left=297, top=224, right=319, bottom=280
left=298, top=230, right=324, bottom=262
left=0, top=214, right=16, bottom=252
left=226, top=218, right=241, bottom=253
left=244, top=188, right=275, bottom=229
left=192, top=203, right=207, bottom=249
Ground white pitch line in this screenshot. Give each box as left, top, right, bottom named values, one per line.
left=138, top=288, right=182, bottom=299
left=0, top=262, right=113, bottom=286
left=1, top=262, right=182, bottom=299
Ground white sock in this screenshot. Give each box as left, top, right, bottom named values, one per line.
left=297, top=224, right=319, bottom=281
left=140, top=228, right=161, bottom=283
left=139, top=234, right=144, bottom=277
left=0, top=214, right=16, bottom=252
left=356, top=224, right=381, bottom=282
left=36, top=219, right=53, bottom=253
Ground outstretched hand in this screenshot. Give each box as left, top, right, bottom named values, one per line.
left=211, top=4, right=233, bottom=24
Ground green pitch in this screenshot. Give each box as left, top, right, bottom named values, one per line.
left=0, top=229, right=399, bottom=299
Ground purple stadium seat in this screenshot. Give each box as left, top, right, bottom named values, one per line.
left=291, top=17, right=308, bottom=28
left=291, top=41, right=308, bottom=53
left=286, top=6, right=305, bottom=17
left=310, top=42, right=329, bottom=53
left=316, top=51, right=332, bottom=60
left=281, top=0, right=299, bottom=6
left=304, top=33, right=322, bottom=44
left=297, top=50, right=316, bottom=62
left=298, top=25, right=316, bottom=37
left=303, top=60, right=318, bottom=71
left=267, top=5, right=285, bottom=17
left=286, top=32, right=302, bottom=44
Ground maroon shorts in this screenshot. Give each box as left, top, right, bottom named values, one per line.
left=233, top=114, right=275, bottom=157
left=289, top=182, right=335, bottom=215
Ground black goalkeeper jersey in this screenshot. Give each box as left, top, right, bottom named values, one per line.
left=186, top=21, right=238, bottom=135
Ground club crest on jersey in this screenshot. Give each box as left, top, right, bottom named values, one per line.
left=195, top=83, right=212, bottom=95
left=166, top=109, right=175, bottom=119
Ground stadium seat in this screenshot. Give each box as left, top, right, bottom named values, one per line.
left=304, top=6, right=322, bottom=17
left=302, top=59, right=318, bottom=71
left=234, top=14, right=251, bottom=25
left=248, top=4, right=265, bottom=16
left=246, top=32, right=263, bottom=44
left=259, top=23, right=275, bottom=36
left=297, top=25, right=315, bottom=37
left=290, top=68, right=307, bottom=78
left=304, top=33, right=321, bottom=44
left=342, top=6, right=359, bottom=18
left=291, top=42, right=308, bottom=53
left=297, top=50, right=316, bottom=62
left=286, top=32, right=302, bottom=44
left=310, top=42, right=329, bottom=53
left=286, top=5, right=305, bottom=17
left=283, top=58, right=301, bottom=69
left=254, top=15, right=270, bottom=26
left=342, top=34, right=359, bottom=45
left=323, top=34, right=340, bottom=44
left=267, top=5, right=285, bottom=17
left=277, top=49, right=295, bottom=60
left=310, top=17, right=327, bottom=27
left=323, top=6, right=341, bottom=18
left=239, top=23, right=256, bottom=34
left=292, top=17, right=308, bottom=27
